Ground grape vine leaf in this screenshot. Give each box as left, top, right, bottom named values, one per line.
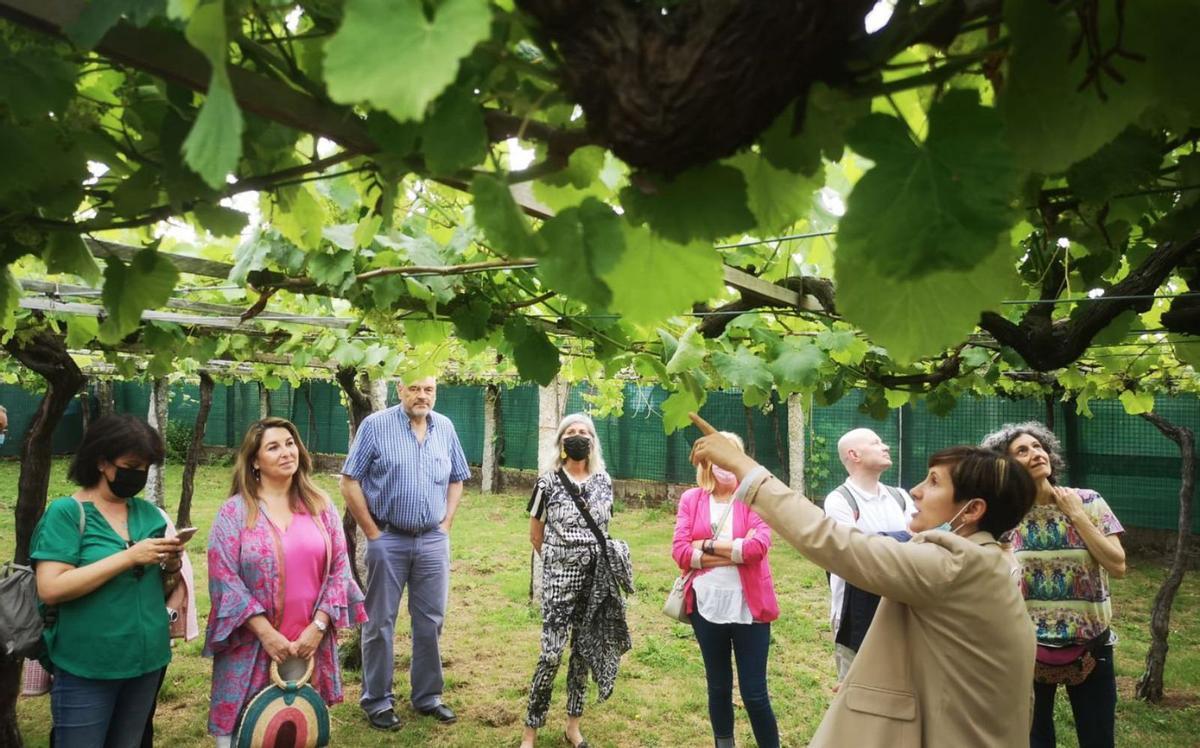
left=0, top=46, right=77, bottom=119
left=620, top=164, right=756, bottom=243
left=99, top=250, right=180, bottom=343
left=1001, top=0, right=1149, bottom=173
left=324, top=0, right=492, bottom=122
left=839, top=89, right=1020, bottom=279
left=65, top=0, right=165, bottom=49
left=472, top=174, right=543, bottom=257
left=760, top=83, right=869, bottom=176
left=448, top=296, right=493, bottom=341
left=665, top=324, right=708, bottom=375
left=422, top=87, right=488, bottom=176
left=43, top=232, right=101, bottom=286
left=192, top=203, right=250, bottom=237
left=729, top=153, right=822, bottom=234
left=181, top=1, right=244, bottom=188
left=307, top=250, right=357, bottom=292
left=816, top=330, right=870, bottom=366
left=536, top=198, right=624, bottom=308
left=769, top=339, right=825, bottom=393
left=600, top=225, right=724, bottom=326
left=712, top=346, right=774, bottom=392
left=661, top=388, right=702, bottom=434
left=0, top=267, right=18, bottom=333
left=65, top=316, right=100, bottom=348
left=503, top=318, right=561, bottom=386
left=1066, top=127, right=1163, bottom=205
left=1119, top=389, right=1155, bottom=415
left=837, top=239, right=1020, bottom=363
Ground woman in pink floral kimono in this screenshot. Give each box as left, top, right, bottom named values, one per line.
left=204, top=418, right=367, bottom=746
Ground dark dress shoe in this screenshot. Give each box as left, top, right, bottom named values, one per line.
left=418, top=703, right=458, bottom=724
left=367, top=708, right=402, bottom=731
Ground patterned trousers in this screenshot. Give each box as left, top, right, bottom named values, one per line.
left=525, top=543, right=596, bottom=727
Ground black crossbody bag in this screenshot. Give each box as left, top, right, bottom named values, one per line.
left=555, top=469, right=612, bottom=565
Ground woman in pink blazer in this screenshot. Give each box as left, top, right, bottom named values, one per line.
left=673, top=431, right=780, bottom=748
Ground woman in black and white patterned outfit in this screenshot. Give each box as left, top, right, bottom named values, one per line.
left=520, top=413, right=616, bottom=748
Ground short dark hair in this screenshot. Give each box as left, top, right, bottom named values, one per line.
left=68, top=414, right=166, bottom=487
left=928, top=446, right=1036, bottom=537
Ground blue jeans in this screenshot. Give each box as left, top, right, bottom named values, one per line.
left=51, top=667, right=164, bottom=748
left=360, top=528, right=451, bottom=715
left=1030, top=645, right=1117, bottom=748
left=690, top=611, right=779, bottom=748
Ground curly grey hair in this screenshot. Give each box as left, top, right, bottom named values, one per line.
left=979, top=421, right=1066, bottom=482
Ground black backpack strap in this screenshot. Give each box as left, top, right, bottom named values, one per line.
left=555, top=469, right=611, bottom=563
left=834, top=484, right=859, bottom=521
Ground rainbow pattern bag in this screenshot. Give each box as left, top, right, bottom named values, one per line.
left=232, top=657, right=330, bottom=748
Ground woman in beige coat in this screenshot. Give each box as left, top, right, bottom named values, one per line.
left=689, top=413, right=1037, bottom=747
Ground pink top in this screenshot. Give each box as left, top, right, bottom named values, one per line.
left=672, top=487, right=780, bottom=623
left=278, top=513, right=327, bottom=640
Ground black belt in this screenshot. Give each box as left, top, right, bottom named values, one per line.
left=372, top=518, right=436, bottom=536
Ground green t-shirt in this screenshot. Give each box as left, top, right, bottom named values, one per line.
left=30, top=496, right=172, bottom=679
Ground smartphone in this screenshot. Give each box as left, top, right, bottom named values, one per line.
left=174, top=527, right=199, bottom=544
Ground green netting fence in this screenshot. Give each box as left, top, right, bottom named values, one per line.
left=0, top=381, right=1196, bottom=533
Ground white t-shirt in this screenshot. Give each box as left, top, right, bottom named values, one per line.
left=824, top=479, right=915, bottom=630
left=692, top=497, right=753, bottom=625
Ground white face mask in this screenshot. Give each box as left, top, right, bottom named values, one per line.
left=934, top=500, right=978, bottom=534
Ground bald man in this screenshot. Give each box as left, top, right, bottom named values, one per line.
left=824, top=428, right=915, bottom=684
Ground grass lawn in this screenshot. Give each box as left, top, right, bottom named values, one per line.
left=4, top=458, right=1199, bottom=746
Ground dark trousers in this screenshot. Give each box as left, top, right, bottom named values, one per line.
left=1030, top=645, right=1117, bottom=748
left=690, top=611, right=779, bottom=748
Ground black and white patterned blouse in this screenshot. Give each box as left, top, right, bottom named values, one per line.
left=527, top=470, right=614, bottom=547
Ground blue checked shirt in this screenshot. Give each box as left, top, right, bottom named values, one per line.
left=341, top=405, right=471, bottom=532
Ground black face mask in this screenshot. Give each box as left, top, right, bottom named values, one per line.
left=562, top=435, right=591, bottom=461
left=107, top=466, right=149, bottom=499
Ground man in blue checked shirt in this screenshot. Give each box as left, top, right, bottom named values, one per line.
left=340, top=376, right=471, bottom=732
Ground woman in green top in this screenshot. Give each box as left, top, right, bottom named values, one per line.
left=31, top=414, right=184, bottom=747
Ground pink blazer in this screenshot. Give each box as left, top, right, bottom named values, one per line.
left=672, top=487, right=779, bottom=623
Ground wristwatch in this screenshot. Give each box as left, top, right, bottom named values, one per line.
left=312, top=618, right=328, bottom=633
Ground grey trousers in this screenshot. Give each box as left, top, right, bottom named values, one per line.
left=360, top=528, right=450, bottom=715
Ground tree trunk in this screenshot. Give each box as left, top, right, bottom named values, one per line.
left=145, top=377, right=169, bottom=509
left=177, top=372, right=214, bottom=529
left=1135, top=412, right=1196, bottom=703
left=1, top=332, right=86, bottom=748
left=335, top=367, right=374, bottom=592
left=259, top=383, right=270, bottom=419
left=333, top=368, right=378, bottom=672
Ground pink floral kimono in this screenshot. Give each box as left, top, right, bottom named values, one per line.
left=203, top=495, right=367, bottom=736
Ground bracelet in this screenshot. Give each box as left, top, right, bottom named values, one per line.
left=312, top=617, right=328, bottom=633
left=160, top=561, right=182, bottom=574
left=703, top=539, right=714, bottom=554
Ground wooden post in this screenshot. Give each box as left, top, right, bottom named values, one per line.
left=369, top=377, right=388, bottom=412
left=145, top=377, right=169, bottom=509
left=787, top=393, right=806, bottom=494
left=531, top=377, right=569, bottom=606
left=259, top=382, right=270, bottom=419
left=482, top=383, right=500, bottom=493
left=96, top=378, right=114, bottom=417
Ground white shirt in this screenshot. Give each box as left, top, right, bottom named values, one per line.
left=692, top=497, right=753, bottom=625
left=824, top=478, right=916, bottom=630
